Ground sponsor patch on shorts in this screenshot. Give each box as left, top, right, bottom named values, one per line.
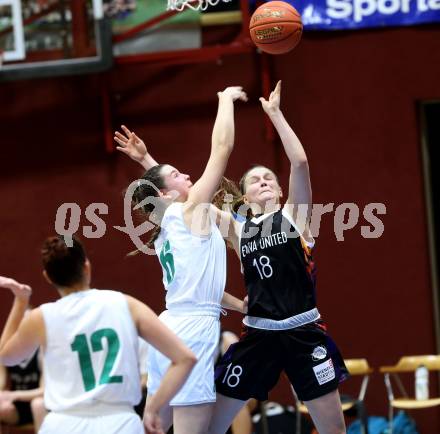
left=311, top=345, right=327, bottom=361
left=313, top=359, right=335, bottom=385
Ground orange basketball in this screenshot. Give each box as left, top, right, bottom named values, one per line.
left=249, top=1, right=303, bottom=55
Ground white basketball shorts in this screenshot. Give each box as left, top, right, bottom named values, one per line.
left=147, top=310, right=220, bottom=406
left=39, top=410, right=143, bottom=434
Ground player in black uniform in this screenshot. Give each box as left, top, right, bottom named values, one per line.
left=0, top=303, right=43, bottom=431
left=208, top=81, right=348, bottom=434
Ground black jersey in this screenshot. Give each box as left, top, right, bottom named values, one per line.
left=8, top=349, right=40, bottom=391
left=240, top=208, right=317, bottom=320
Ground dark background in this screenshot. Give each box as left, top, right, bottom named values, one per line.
left=1, top=24, right=440, bottom=432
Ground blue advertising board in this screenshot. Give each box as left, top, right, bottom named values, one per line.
left=265, top=0, right=440, bottom=29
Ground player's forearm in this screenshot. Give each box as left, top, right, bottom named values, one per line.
left=211, top=94, right=235, bottom=155
left=221, top=292, right=245, bottom=313
left=139, top=154, right=159, bottom=171
left=145, top=357, right=195, bottom=414
left=269, top=110, right=308, bottom=166
left=0, top=298, right=28, bottom=356
left=10, top=387, right=44, bottom=402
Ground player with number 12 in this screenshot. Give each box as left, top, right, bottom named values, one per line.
left=0, top=236, right=196, bottom=434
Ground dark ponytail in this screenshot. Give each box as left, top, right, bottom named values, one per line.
left=41, top=236, right=86, bottom=287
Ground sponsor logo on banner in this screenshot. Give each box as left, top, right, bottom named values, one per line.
left=277, top=0, right=440, bottom=29
left=313, top=359, right=336, bottom=385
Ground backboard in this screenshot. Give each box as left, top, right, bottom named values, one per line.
left=0, top=0, right=112, bottom=81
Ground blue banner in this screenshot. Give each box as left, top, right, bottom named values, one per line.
left=266, top=0, right=440, bottom=29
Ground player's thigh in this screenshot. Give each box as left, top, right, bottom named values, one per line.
left=303, top=389, right=346, bottom=434
left=208, top=394, right=247, bottom=434
left=173, top=403, right=214, bottom=434
left=283, top=324, right=347, bottom=403
left=231, top=402, right=253, bottom=434
left=215, top=327, right=283, bottom=402
left=30, top=397, right=48, bottom=431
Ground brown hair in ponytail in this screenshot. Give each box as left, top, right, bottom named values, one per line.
left=131, top=164, right=167, bottom=250
left=41, top=236, right=86, bottom=287
left=212, top=177, right=252, bottom=219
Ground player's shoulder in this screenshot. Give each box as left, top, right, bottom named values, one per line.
left=281, top=205, right=315, bottom=248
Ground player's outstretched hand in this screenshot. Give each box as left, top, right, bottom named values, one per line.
left=260, top=80, right=281, bottom=115
left=218, top=86, right=248, bottom=102
left=143, top=409, right=165, bottom=434
left=114, top=125, right=148, bottom=163
left=0, top=276, right=32, bottom=301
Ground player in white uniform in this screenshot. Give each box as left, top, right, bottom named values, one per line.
left=0, top=236, right=196, bottom=434
left=147, top=199, right=227, bottom=407
left=114, top=86, right=248, bottom=434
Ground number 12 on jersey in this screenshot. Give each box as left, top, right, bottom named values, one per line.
left=71, top=328, right=123, bottom=392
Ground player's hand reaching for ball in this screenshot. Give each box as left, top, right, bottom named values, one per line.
left=114, top=125, right=148, bottom=163
left=218, top=86, right=248, bottom=102
left=0, top=276, right=32, bottom=301
left=260, top=80, right=282, bottom=115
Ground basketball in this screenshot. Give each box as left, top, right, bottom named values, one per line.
left=249, top=1, right=303, bottom=55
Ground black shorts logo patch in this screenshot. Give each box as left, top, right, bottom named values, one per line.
left=311, top=345, right=327, bottom=361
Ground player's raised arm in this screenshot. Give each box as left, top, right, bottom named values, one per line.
left=260, top=81, right=312, bottom=231
left=186, top=87, right=247, bottom=209
left=114, top=125, right=159, bottom=170
left=0, top=277, right=44, bottom=367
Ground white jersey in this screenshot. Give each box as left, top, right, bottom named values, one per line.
left=40, top=290, right=141, bottom=412
left=154, top=202, right=226, bottom=314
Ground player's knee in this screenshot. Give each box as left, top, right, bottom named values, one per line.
left=0, top=401, right=14, bottom=418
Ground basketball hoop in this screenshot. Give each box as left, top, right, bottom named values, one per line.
left=167, top=0, right=233, bottom=11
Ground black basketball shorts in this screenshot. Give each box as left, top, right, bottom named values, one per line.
left=13, top=400, right=33, bottom=425
left=215, top=321, right=348, bottom=402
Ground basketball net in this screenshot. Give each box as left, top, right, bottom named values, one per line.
left=167, top=0, right=233, bottom=11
